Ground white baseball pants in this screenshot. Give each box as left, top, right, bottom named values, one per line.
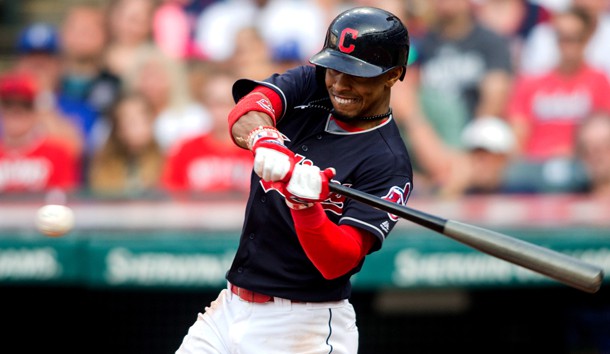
left=175, top=285, right=359, bottom=354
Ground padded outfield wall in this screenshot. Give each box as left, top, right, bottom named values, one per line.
left=1, top=194, right=609, bottom=353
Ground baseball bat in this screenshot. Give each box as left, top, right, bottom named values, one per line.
left=328, top=183, right=604, bottom=294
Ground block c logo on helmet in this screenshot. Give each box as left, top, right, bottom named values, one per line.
left=338, top=28, right=359, bottom=53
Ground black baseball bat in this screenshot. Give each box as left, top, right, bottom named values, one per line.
left=329, top=183, right=604, bottom=293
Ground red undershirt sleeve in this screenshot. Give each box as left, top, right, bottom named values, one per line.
left=290, top=204, right=377, bottom=280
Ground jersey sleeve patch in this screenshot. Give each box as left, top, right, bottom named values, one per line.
left=380, top=181, right=412, bottom=222
left=337, top=178, right=412, bottom=252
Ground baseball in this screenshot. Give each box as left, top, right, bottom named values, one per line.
left=36, top=204, right=75, bottom=237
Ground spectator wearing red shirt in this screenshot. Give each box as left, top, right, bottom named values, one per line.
left=0, top=72, right=79, bottom=192
left=162, top=68, right=252, bottom=194
left=508, top=6, right=610, bottom=161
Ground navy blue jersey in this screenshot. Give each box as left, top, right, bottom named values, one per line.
left=226, top=65, right=413, bottom=302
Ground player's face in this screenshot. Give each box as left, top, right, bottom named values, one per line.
left=325, top=68, right=401, bottom=119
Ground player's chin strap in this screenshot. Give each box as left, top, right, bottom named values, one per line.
left=304, top=97, right=393, bottom=122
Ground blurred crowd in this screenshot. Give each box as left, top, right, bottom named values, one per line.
left=0, top=0, right=609, bottom=201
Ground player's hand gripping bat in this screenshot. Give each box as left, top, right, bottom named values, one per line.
left=328, top=183, right=604, bottom=294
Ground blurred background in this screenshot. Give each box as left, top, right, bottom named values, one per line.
left=0, top=0, right=609, bottom=353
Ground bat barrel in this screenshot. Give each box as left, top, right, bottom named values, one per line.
left=444, top=220, right=604, bottom=294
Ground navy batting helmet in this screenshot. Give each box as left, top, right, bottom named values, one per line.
left=310, top=7, right=410, bottom=80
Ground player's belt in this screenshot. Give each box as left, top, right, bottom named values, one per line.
left=230, top=284, right=273, bottom=303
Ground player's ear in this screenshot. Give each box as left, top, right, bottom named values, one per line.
left=385, top=67, right=404, bottom=88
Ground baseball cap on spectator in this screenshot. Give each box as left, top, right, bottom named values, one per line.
left=17, top=23, right=59, bottom=54
left=461, top=116, right=516, bottom=154
left=271, top=40, right=302, bottom=63
left=0, top=72, right=38, bottom=102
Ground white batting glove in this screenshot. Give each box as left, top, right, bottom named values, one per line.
left=284, top=164, right=336, bottom=208
left=248, top=126, right=295, bottom=182
left=253, top=145, right=294, bottom=182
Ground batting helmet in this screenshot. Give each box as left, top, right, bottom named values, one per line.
left=310, top=7, right=410, bottom=80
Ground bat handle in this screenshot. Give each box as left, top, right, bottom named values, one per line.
left=329, top=183, right=447, bottom=232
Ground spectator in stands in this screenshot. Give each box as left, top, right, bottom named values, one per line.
left=575, top=112, right=610, bottom=198
left=228, top=26, right=277, bottom=81
left=535, top=0, right=571, bottom=13
left=352, top=0, right=409, bottom=28
left=402, top=108, right=517, bottom=197
left=194, top=0, right=260, bottom=62
left=162, top=68, right=253, bottom=194
left=124, top=45, right=212, bottom=152
left=256, top=0, right=328, bottom=63
left=153, top=0, right=205, bottom=60
left=520, top=0, right=610, bottom=78
left=0, top=71, right=79, bottom=193
left=153, top=0, right=190, bottom=60
left=474, top=0, right=551, bottom=69
left=59, top=5, right=122, bottom=129
left=88, top=92, right=163, bottom=196
left=507, top=6, right=610, bottom=161
left=457, top=117, right=519, bottom=196
left=14, top=22, right=94, bottom=158
left=195, top=0, right=331, bottom=65
left=359, top=0, right=420, bottom=129
left=411, top=0, right=513, bottom=148
left=399, top=0, right=435, bottom=39
left=104, top=0, right=156, bottom=80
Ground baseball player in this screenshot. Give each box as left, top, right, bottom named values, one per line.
left=176, top=6, right=413, bottom=354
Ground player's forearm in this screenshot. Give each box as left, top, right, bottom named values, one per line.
left=228, top=86, right=284, bottom=149
left=290, top=204, right=375, bottom=280
left=231, top=111, right=275, bottom=149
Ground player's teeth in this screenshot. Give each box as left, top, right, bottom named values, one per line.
left=335, top=96, right=355, bottom=104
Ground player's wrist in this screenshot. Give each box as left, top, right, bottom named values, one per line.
left=228, top=92, right=277, bottom=147
left=285, top=198, right=315, bottom=210
left=247, top=126, right=284, bottom=151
